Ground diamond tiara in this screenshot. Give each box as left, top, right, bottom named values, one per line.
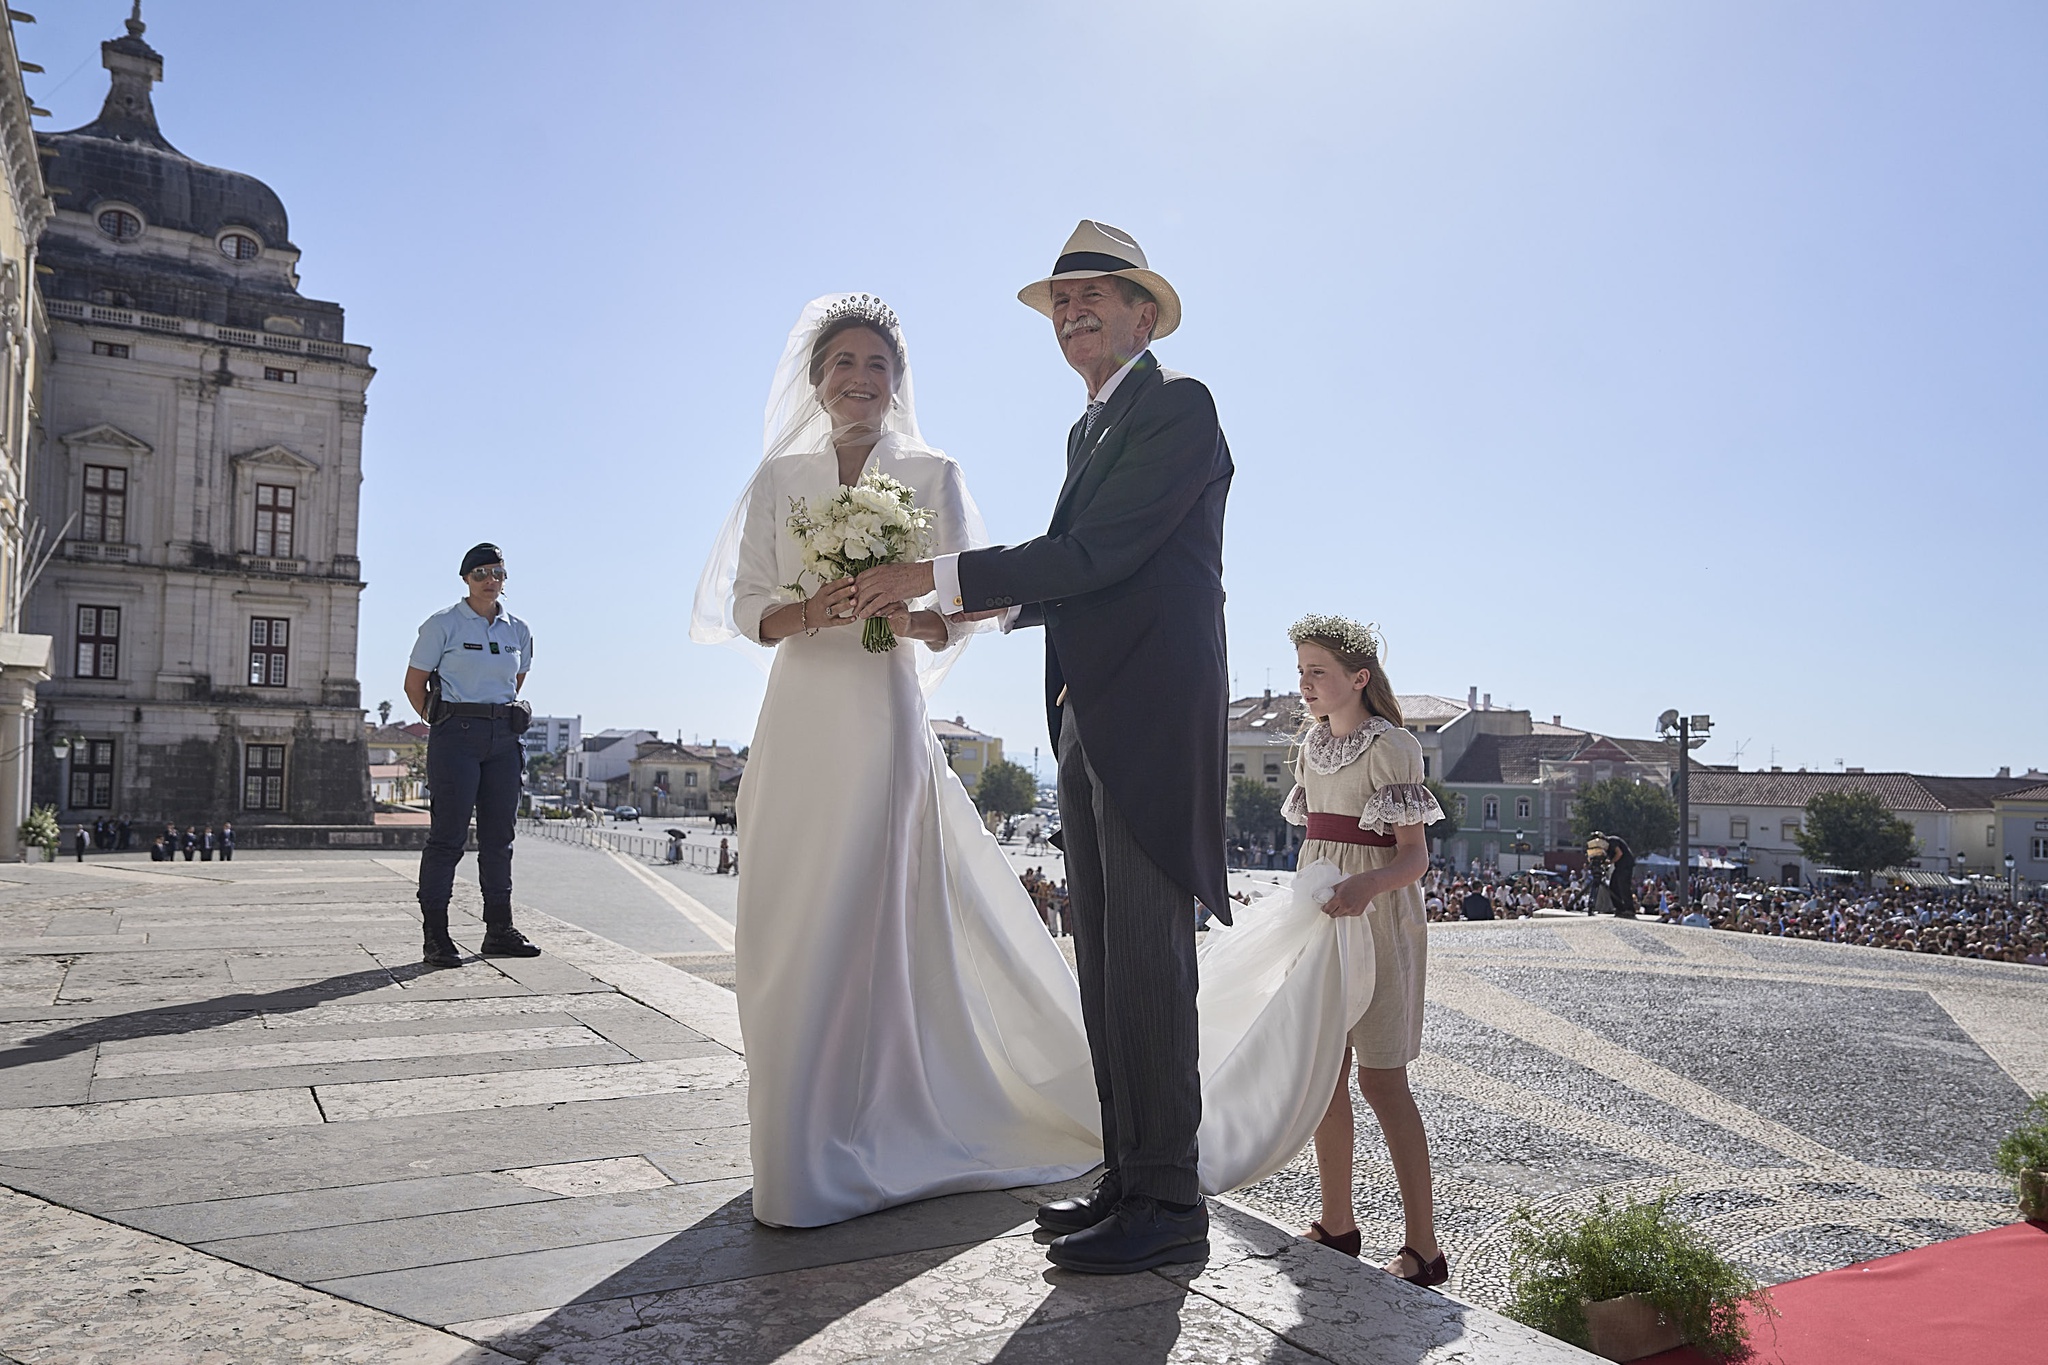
left=1288, top=613, right=1384, bottom=660
left=821, top=293, right=899, bottom=334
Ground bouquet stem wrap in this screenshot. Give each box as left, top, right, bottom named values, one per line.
left=785, top=468, right=935, bottom=654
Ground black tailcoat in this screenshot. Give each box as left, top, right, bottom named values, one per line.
left=956, top=353, right=1233, bottom=922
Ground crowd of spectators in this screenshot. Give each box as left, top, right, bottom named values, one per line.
left=1019, top=865, right=1069, bottom=937
left=1672, top=882, right=2047, bottom=965
left=1416, top=862, right=2047, bottom=966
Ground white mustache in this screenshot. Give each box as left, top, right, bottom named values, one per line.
left=1060, top=316, right=1102, bottom=341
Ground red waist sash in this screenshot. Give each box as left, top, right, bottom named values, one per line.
left=1304, top=813, right=1396, bottom=847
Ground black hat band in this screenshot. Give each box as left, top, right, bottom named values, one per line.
left=1054, top=250, right=1139, bottom=275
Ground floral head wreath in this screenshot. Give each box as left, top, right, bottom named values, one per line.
left=1288, top=613, right=1383, bottom=661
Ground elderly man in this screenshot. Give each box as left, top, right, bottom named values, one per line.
left=856, top=221, right=1233, bottom=1274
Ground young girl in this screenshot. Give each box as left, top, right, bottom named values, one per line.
left=1283, top=613, right=1447, bottom=1286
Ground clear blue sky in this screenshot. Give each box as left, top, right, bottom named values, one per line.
left=28, top=2, right=2047, bottom=777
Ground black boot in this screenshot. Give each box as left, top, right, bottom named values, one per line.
left=480, top=924, right=540, bottom=957
left=422, top=932, right=462, bottom=968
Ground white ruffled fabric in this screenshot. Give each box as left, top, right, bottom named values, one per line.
left=1195, top=860, right=1376, bottom=1194
left=1281, top=783, right=1309, bottom=825
left=1357, top=781, right=1446, bottom=835
left=1300, top=715, right=1393, bottom=775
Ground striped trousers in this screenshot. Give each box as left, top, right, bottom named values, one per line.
left=1057, top=704, right=1202, bottom=1205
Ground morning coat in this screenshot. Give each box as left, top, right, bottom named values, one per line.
left=955, top=352, right=1233, bottom=923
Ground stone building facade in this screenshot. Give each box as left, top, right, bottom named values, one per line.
left=0, top=11, right=52, bottom=859
left=25, top=12, right=373, bottom=827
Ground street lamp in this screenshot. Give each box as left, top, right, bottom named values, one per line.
left=2006, top=852, right=2018, bottom=903
left=1656, top=710, right=1712, bottom=905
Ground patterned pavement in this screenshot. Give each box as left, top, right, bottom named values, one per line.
left=1231, top=916, right=2047, bottom=1306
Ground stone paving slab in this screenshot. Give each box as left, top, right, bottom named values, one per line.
left=0, top=856, right=1594, bottom=1364
left=87, top=1043, right=638, bottom=1103
left=0, top=1186, right=510, bottom=1364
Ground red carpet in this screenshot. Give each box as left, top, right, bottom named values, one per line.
left=1642, top=1220, right=2046, bottom=1364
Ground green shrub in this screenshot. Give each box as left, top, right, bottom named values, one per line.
left=18, top=804, right=58, bottom=856
left=1994, top=1095, right=2048, bottom=1182
left=1504, top=1192, right=1772, bottom=1362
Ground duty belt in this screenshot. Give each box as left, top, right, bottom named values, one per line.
left=442, top=702, right=516, bottom=719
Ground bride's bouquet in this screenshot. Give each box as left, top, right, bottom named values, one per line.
left=785, top=469, right=935, bottom=652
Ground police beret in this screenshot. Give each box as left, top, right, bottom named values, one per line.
left=460, top=543, right=504, bottom=576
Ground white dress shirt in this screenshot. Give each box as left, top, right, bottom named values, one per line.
left=932, top=351, right=1146, bottom=623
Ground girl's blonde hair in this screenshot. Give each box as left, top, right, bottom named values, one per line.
left=1289, top=614, right=1402, bottom=726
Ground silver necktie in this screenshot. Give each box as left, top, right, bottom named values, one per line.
left=1083, top=400, right=1106, bottom=439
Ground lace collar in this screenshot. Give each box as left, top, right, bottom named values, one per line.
left=1302, top=715, right=1391, bottom=774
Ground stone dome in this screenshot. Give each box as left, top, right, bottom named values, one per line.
left=36, top=9, right=295, bottom=250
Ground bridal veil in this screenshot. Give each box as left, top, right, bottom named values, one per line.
left=691, top=293, right=990, bottom=694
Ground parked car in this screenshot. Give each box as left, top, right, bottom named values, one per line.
left=611, top=805, right=641, bottom=823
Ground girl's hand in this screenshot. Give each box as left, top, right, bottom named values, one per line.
left=806, top=578, right=859, bottom=628
left=1322, top=871, right=1381, bottom=918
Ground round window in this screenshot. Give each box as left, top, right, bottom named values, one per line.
left=219, top=232, right=260, bottom=261
left=97, top=209, right=142, bottom=240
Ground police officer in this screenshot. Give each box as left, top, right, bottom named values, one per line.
left=404, top=543, right=540, bottom=968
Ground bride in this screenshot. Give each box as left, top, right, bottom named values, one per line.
left=690, top=295, right=1101, bottom=1227
left=693, top=293, right=1395, bottom=1233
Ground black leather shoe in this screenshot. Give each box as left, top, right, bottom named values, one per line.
left=422, top=935, right=462, bottom=968
left=480, top=926, right=541, bottom=957
left=1046, top=1195, right=1209, bottom=1275
left=1036, top=1172, right=1122, bottom=1235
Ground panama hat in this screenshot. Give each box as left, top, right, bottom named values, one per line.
left=1018, top=220, right=1182, bottom=340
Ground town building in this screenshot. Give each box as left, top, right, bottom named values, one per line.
left=1994, top=782, right=2048, bottom=895
left=562, top=728, right=656, bottom=805
left=1442, top=733, right=1675, bottom=872
left=0, top=10, right=51, bottom=860
left=625, top=741, right=741, bottom=818
left=1686, top=770, right=2034, bottom=885
left=520, top=713, right=579, bottom=760
left=363, top=721, right=426, bottom=804
left=27, top=12, right=373, bottom=828
left=931, top=715, right=1000, bottom=794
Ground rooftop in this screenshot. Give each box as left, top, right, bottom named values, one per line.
left=1688, top=770, right=2036, bottom=812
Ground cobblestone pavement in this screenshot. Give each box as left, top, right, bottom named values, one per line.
left=0, top=855, right=1592, bottom=1364
left=1229, top=916, right=2047, bottom=1308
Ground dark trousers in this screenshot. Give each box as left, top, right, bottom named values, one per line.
left=1057, top=705, right=1202, bottom=1205
left=418, top=715, right=522, bottom=933
left=220, top=845, right=233, bottom=861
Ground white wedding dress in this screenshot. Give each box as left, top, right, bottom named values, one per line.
left=727, top=436, right=1101, bottom=1227
left=694, top=296, right=1381, bottom=1227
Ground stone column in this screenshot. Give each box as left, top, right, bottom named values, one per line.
left=0, top=630, right=51, bottom=860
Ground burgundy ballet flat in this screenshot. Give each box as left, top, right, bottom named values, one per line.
left=1304, top=1221, right=1362, bottom=1257
left=1393, top=1244, right=1449, bottom=1287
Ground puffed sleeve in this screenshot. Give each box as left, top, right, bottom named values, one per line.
left=1358, top=729, right=1444, bottom=834
left=731, top=464, right=789, bottom=646
left=1282, top=747, right=1308, bottom=825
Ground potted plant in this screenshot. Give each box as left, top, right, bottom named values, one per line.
left=1996, top=1095, right=2048, bottom=1221
left=19, top=804, right=58, bottom=863
left=1504, top=1192, right=1773, bottom=1362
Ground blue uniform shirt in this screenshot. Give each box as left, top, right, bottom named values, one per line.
left=409, top=600, right=531, bottom=703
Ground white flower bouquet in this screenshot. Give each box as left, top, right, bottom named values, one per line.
left=784, top=469, right=935, bottom=652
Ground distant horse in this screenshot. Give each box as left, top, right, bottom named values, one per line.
left=711, top=809, right=738, bottom=833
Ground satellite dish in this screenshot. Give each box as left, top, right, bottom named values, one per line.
left=1656, top=709, right=1680, bottom=735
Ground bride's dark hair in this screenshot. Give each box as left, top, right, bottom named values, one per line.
left=807, top=306, right=905, bottom=386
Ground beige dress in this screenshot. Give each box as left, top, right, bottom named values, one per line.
left=1282, top=717, right=1443, bottom=1069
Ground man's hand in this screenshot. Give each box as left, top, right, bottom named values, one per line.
left=853, top=560, right=936, bottom=617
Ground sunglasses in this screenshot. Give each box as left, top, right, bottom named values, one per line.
left=467, top=566, right=508, bottom=582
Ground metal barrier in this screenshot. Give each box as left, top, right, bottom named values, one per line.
left=518, top=818, right=736, bottom=875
